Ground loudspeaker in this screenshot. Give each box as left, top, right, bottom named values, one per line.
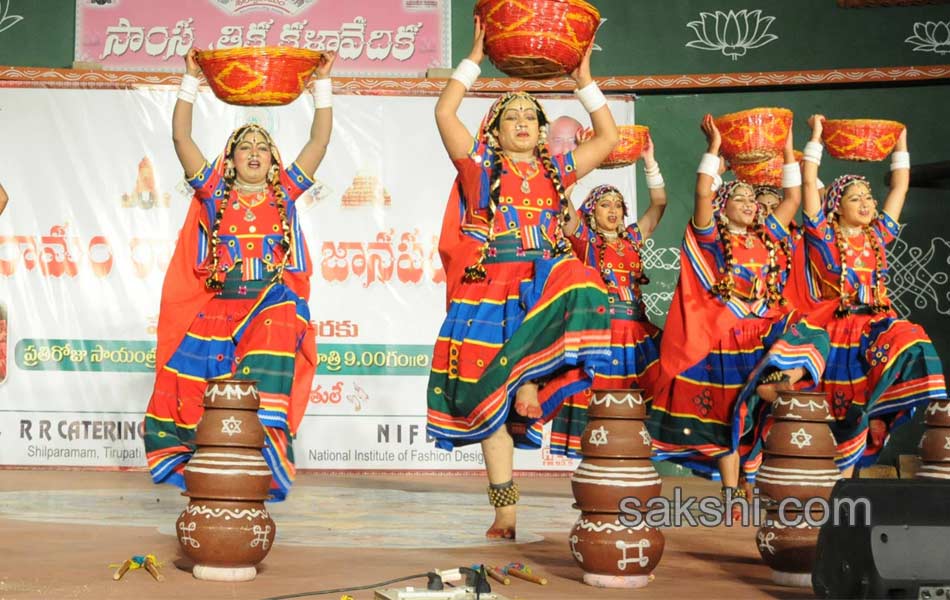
left=812, top=479, right=950, bottom=598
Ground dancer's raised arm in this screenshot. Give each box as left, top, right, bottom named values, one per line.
left=569, top=42, right=619, bottom=180
left=171, top=48, right=207, bottom=177
left=293, top=52, right=336, bottom=177
left=636, top=135, right=667, bottom=240
left=694, top=114, right=721, bottom=228
left=434, top=18, right=483, bottom=160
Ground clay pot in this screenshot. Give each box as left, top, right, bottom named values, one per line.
left=571, top=388, right=663, bottom=588
left=569, top=511, right=665, bottom=588
left=755, top=456, right=840, bottom=504
left=917, top=463, right=950, bottom=480
left=571, top=457, right=662, bottom=513
left=918, top=426, right=950, bottom=463
left=204, top=379, right=262, bottom=410
left=581, top=419, right=652, bottom=458
left=769, top=391, right=834, bottom=422
left=924, top=401, right=950, bottom=427
left=756, top=510, right=821, bottom=587
left=195, top=379, right=265, bottom=448
left=184, top=447, right=272, bottom=501
left=177, top=379, right=275, bottom=582
left=194, top=409, right=265, bottom=448
left=176, top=499, right=275, bottom=582
left=764, top=421, right=837, bottom=458
left=588, top=389, right=647, bottom=420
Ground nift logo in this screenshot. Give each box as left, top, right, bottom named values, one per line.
left=212, top=0, right=317, bottom=17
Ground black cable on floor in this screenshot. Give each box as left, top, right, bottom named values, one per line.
left=259, top=572, right=430, bottom=599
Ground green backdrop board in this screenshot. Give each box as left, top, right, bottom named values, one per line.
left=453, top=0, right=950, bottom=78
left=0, top=0, right=74, bottom=68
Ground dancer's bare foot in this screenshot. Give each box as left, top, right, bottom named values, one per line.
left=486, top=505, right=516, bottom=539
left=514, top=382, right=542, bottom=419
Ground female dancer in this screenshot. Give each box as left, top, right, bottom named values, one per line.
left=649, top=115, right=824, bottom=504
left=566, top=136, right=667, bottom=401
left=144, top=49, right=335, bottom=500
left=791, top=115, right=947, bottom=475
left=427, top=19, right=618, bottom=538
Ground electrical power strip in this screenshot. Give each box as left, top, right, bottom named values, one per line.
left=374, top=588, right=510, bottom=600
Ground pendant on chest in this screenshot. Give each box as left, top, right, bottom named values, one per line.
left=244, top=208, right=256, bottom=222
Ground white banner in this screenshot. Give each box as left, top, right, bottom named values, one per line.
left=0, top=85, right=635, bottom=472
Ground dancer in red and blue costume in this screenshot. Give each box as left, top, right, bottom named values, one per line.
left=648, top=115, right=827, bottom=502
left=554, top=136, right=667, bottom=455
left=144, top=49, right=335, bottom=501
left=781, top=115, right=947, bottom=475
left=427, top=18, right=618, bottom=539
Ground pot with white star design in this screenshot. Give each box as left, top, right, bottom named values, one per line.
left=762, top=421, right=837, bottom=458
left=194, top=379, right=266, bottom=448
left=580, top=390, right=653, bottom=458
left=178, top=379, right=275, bottom=581
left=755, top=390, right=836, bottom=587
left=571, top=389, right=664, bottom=588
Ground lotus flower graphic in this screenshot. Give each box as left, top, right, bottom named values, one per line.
left=685, top=9, right=778, bottom=61
left=0, top=0, right=24, bottom=34
left=905, top=21, right=950, bottom=55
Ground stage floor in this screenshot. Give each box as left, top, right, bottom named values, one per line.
left=0, top=470, right=812, bottom=599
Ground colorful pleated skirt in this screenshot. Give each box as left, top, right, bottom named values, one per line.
left=649, top=312, right=800, bottom=480
left=798, top=304, right=947, bottom=470
left=552, top=295, right=662, bottom=456
left=427, top=247, right=611, bottom=458
left=145, top=272, right=311, bottom=501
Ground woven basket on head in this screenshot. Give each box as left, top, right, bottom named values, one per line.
left=475, top=0, right=600, bottom=80
left=821, top=119, right=905, bottom=162
left=196, top=46, right=324, bottom=106
left=715, top=108, right=793, bottom=165
left=579, top=125, right=649, bottom=169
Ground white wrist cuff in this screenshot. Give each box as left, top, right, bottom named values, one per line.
left=781, top=163, right=802, bottom=188
left=890, top=151, right=910, bottom=171
left=574, top=81, right=607, bottom=114
left=450, top=59, right=481, bottom=91
left=816, top=177, right=825, bottom=190
left=710, top=174, right=723, bottom=192
left=803, top=141, right=823, bottom=165
left=177, top=73, right=200, bottom=103
left=697, top=153, right=720, bottom=177
left=311, top=78, right=332, bottom=109
left=644, top=163, right=664, bottom=188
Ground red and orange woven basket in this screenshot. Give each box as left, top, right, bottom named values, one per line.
left=475, top=0, right=600, bottom=80
left=579, top=125, right=649, bottom=169
left=715, top=107, right=793, bottom=165
left=821, top=119, right=904, bottom=162
left=731, top=150, right=803, bottom=187
left=196, top=46, right=323, bottom=106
